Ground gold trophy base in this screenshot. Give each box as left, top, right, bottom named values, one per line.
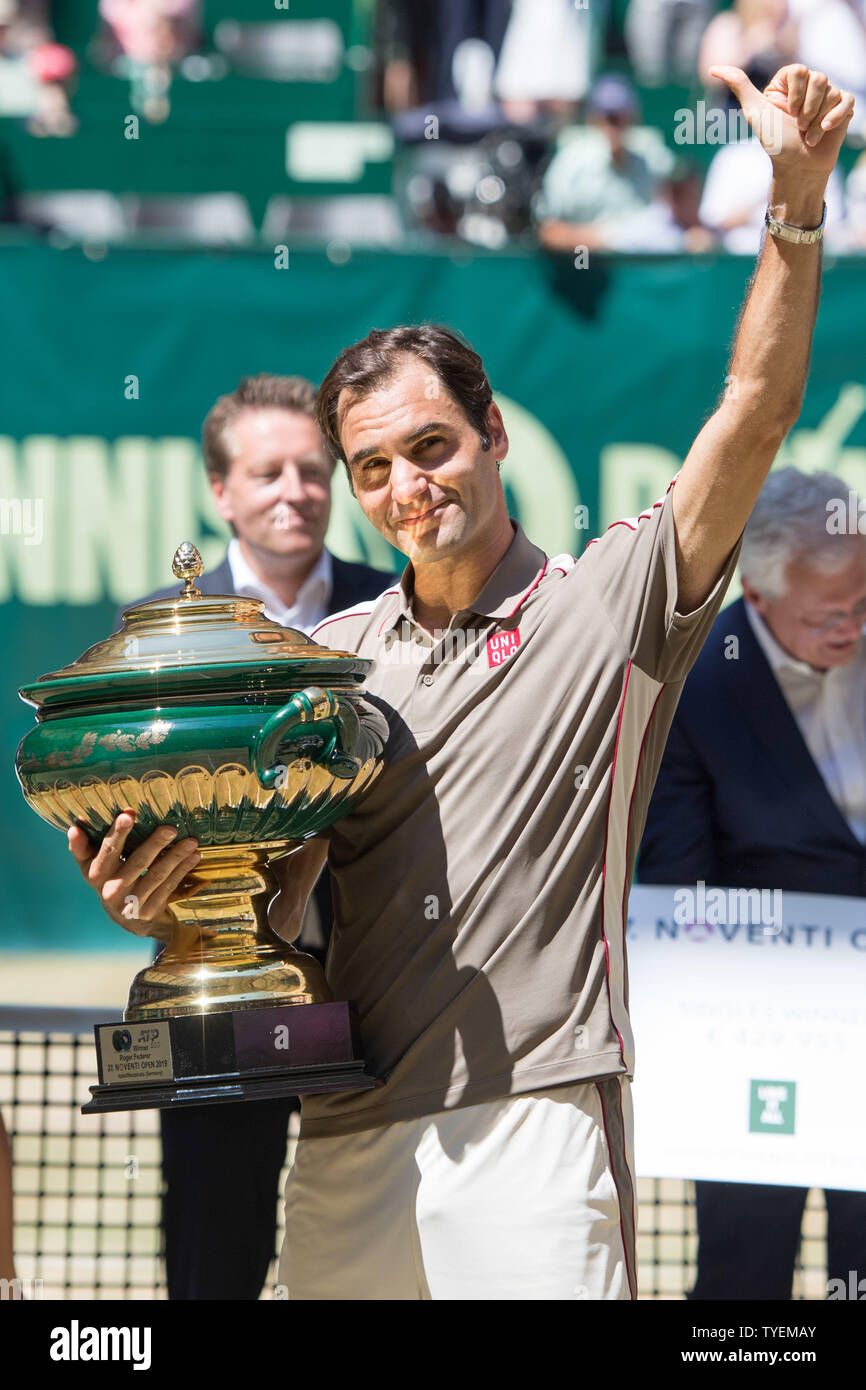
left=124, top=843, right=331, bottom=1020
left=81, top=843, right=378, bottom=1113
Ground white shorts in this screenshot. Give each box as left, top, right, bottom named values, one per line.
left=278, top=1076, right=637, bottom=1300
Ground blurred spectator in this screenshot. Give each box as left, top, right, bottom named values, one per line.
left=374, top=2, right=426, bottom=110
left=602, top=158, right=716, bottom=251
left=699, top=134, right=847, bottom=252
left=27, top=42, right=77, bottom=136
left=98, top=0, right=200, bottom=64
left=788, top=0, right=866, bottom=144
left=536, top=73, right=665, bottom=252
left=493, top=0, right=601, bottom=126
left=374, top=0, right=509, bottom=112
left=434, top=0, right=510, bottom=106
left=699, top=0, right=797, bottom=105
left=0, top=0, right=77, bottom=136
left=626, top=0, right=718, bottom=87
left=0, top=0, right=48, bottom=55
left=92, top=0, right=202, bottom=123
left=847, top=152, right=866, bottom=248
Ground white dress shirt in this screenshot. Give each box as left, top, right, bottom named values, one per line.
left=227, top=539, right=333, bottom=636
left=745, top=600, right=866, bottom=843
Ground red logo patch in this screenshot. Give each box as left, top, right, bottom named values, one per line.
left=486, top=629, right=521, bottom=667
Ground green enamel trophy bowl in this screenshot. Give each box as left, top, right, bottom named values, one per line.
left=14, top=542, right=386, bottom=1112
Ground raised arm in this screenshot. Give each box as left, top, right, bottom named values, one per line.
left=672, top=64, right=855, bottom=613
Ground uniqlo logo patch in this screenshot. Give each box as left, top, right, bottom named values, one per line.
left=487, top=629, right=521, bottom=667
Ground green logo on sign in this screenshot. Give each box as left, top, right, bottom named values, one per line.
left=749, top=1079, right=796, bottom=1135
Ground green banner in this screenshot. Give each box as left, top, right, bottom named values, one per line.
left=3, top=241, right=866, bottom=949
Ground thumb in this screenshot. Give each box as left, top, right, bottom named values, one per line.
left=709, top=65, right=765, bottom=123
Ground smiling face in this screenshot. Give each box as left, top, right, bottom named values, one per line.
left=337, top=356, right=509, bottom=567
left=209, top=407, right=332, bottom=564
left=743, top=543, right=866, bottom=671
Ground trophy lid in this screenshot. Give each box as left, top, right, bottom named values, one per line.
left=19, top=542, right=371, bottom=712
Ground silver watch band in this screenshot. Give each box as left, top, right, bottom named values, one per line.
left=764, top=201, right=827, bottom=245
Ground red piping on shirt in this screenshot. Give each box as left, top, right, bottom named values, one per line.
left=584, top=497, right=665, bottom=547
left=600, top=659, right=632, bottom=1067
left=504, top=560, right=548, bottom=620
left=620, top=684, right=666, bottom=1007
left=583, top=477, right=676, bottom=550
left=377, top=598, right=402, bottom=638
left=310, top=589, right=400, bottom=641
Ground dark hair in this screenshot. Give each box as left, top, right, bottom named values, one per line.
left=316, top=324, right=494, bottom=465
left=202, top=373, right=322, bottom=478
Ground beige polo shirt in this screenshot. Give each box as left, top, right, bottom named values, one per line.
left=301, top=478, right=742, bottom=1137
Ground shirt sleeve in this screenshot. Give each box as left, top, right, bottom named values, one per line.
left=575, top=478, right=743, bottom=684
left=309, top=617, right=337, bottom=649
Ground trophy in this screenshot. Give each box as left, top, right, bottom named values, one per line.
left=15, top=543, right=387, bottom=1114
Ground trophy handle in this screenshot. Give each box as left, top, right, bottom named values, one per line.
left=252, top=686, right=361, bottom=789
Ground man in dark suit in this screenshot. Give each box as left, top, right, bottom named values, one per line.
left=638, top=466, right=866, bottom=1300
left=117, top=373, right=397, bottom=1300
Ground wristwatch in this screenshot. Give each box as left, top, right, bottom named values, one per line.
left=764, top=201, right=827, bottom=244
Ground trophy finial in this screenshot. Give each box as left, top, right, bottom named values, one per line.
left=172, top=542, right=204, bottom=598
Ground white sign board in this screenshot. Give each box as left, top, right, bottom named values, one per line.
left=627, top=885, right=866, bottom=1191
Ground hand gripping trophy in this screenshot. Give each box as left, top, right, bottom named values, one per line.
left=15, top=544, right=388, bottom=1113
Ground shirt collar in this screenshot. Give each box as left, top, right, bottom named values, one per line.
left=227, top=539, right=332, bottom=617
left=744, top=599, right=840, bottom=680
left=385, top=521, right=548, bottom=634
